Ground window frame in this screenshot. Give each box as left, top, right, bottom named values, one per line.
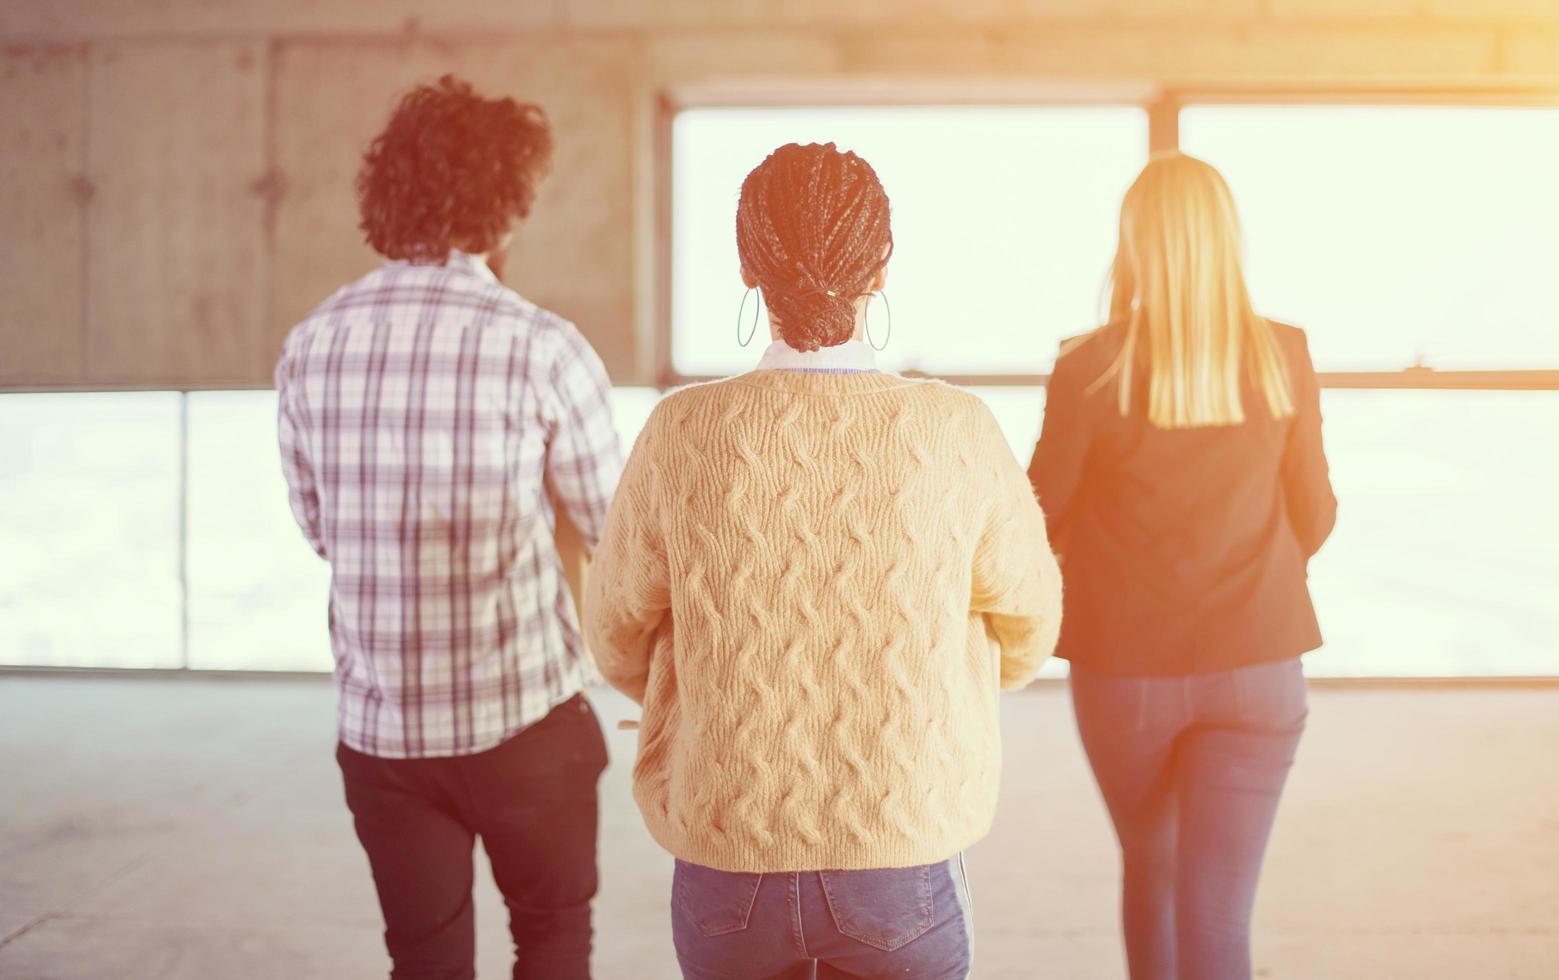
left=655, top=82, right=1559, bottom=391
left=6, top=83, right=1559, bottom=678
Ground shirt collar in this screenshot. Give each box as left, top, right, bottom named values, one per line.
left=387, top=249, right=497, bottom=284
left=755, top=340, right=878, bottom=374
left=445, top=249, right=497, bottom=284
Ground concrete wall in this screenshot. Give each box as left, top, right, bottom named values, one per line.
left=2, top=0, right=1557, bottom=388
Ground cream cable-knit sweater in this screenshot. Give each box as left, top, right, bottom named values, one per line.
left=585, top=369, right=1062, bottom=873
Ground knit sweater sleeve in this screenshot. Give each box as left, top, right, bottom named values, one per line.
left=969, top=407, right=1063, bottom=690
left=583, top=402, right=672, bottom=705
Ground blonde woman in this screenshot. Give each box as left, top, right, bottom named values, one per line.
left=1028, top=151, right=1336, bottom=980
left=587, top=142, right=1062, bottom=979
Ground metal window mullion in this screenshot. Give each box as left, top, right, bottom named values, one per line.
left=178, top=390, right=190, bottom=670
left=1148, top=93, right=1181, bottom=153
left=656, top=371, right=1559, bottom=391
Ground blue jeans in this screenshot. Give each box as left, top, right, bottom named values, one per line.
left=670, top=856, right=973, bottom=980
left=1070, top=658, right=1308, bottom=980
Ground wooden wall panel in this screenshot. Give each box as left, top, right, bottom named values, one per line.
left=270, top=39, right=638, bottom=382
left=85, top=41, right=267, bottom=385
left=0, top=47, right=87, bottom=385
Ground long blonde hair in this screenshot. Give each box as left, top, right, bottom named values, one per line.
left=1094, top=151, right=1293, bottom=428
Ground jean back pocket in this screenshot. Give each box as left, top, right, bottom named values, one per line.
left=673, top=860, right=763, bottom=938
left=1232, top=657, right=1309, bottom=733
left=818, top=864, right=935, bottom=952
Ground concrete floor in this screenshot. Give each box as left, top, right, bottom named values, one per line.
left=0, top=675, right=1555, bottom=980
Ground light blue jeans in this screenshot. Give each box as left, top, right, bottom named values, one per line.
left=1071, top=657, right=1309, bottom=980
left=670, top=855, right=973, bottom=980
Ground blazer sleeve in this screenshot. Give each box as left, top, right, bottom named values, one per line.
left=1027, top=344, right=1091, bottom=544
left=972, top=408, right=1064, bottom=691
left=583, top=404, right=672, bottom=705
left=1280, top=330, right=1338, bottom=559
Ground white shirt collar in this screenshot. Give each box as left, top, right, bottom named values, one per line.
left=387, top=249, right=497, bottom=284
left=446, top=249, right=497, bottom=284
left=755, top=340, right=878, bottom=373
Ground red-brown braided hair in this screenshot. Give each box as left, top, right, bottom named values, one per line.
left=736, top=143, right=894, bottom=351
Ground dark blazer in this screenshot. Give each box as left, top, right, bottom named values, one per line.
left=1027, top=321, right=1337, bottom=675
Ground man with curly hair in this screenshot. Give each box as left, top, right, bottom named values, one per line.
left=274, top=75, right=621, bottom=980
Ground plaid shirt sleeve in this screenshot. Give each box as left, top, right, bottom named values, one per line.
left=539, top=322, right=624, bottom=552
left=274, top=340, right=327, bottom=559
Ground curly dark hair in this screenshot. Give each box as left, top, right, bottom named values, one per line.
left=736, top=142, right=894, bottom=351
left=356, top=74, right=554, bottom=262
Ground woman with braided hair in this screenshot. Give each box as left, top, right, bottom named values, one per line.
left=586, top=142, right=1063, bottom=979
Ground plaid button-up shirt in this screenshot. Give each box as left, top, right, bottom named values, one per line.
left=276, top=250, right=622, bottom=758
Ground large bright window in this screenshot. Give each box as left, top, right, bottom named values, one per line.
left=1310, top=390, right=1559, bottom=676
left=8, top=383, right=1553, bottom=677
left=5, top=98, right=1556, bottom=680
left=672, top=106, right=1149, bottom=377
left=0, top=388, right=663, bottom=672
left=1174, top=103, right=1559, bottom=675
left=1180, top=105, right=1559, bottom=372
left=661, top=95, right=1558, bottom=680
left=0, top=393, right=183, bottom=668
left=186, top=391, right=332, bottom=671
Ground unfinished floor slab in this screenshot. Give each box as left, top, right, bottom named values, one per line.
left=0, top=674, right=1555, bottom=979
